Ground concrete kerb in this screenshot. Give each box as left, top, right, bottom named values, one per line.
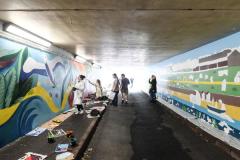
left=73, top=107, right=106, bottom=160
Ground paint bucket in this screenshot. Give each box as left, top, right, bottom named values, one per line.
left=69, top=136, right=77, bottom=147
left=48, top=136, right=55, bottom=143
left=48, top=132, right=55, bottom=143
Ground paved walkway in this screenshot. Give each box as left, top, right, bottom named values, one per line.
left=85, top=92, right=234, bottom=160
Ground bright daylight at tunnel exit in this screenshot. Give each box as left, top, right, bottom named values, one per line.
left=0, top=0, right=240, bottom=160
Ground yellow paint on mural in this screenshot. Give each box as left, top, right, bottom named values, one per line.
left=201, top=101, right=208, bottom=108
left=171, top=91, right=190, bottom=104
left=0, top=104, right=19, bottom=126
left=61, top=87, right=72, bottom=109
left=0, top=85, right=71, bottom=126
left=169, top=89, right=240, bottom=121
left=26, top=86, right=59, bottom=112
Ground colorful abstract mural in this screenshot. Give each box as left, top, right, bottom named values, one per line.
left=0, top=37, right=90, bottom=148
left=149, top=32, right=240, bottom=141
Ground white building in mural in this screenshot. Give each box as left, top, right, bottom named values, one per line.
left=234, top=71, right=240, bottom=83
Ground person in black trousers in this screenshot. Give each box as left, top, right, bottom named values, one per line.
left=149, top=75, right=157, bottom=102
left=120, top=74, right=130, bottom=104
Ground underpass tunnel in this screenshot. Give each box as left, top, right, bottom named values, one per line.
left=0, top=1, right=240, bottom=160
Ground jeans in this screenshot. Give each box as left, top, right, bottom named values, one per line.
left=121, top=89, right=128, bottom=102
left=149, top=90, right=156, bottom=102
left=112, top=91, right=119, bottom=106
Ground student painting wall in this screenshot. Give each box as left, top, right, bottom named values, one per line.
left=0, top=37, right=91, bottom=148
left=147, top=32, right=240, bottom=141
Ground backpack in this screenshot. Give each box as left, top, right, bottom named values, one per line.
left=90, top=109, right=100, bottom=116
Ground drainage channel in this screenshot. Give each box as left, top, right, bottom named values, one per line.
left=75, top=108, right=106, bottom=160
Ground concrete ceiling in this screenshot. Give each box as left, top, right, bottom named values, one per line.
left=1, top=0, right=240, bottom=66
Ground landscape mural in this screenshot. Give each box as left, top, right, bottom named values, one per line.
left=0, top=37, right=90, bottom=148
left=149, top=32, right=240, bottom=140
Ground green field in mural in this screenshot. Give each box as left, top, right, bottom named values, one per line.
left=151, top=32, right=240, bottom=140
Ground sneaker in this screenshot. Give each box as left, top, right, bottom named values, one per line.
left=125, top=101, right=128, bottom=104
left=79, top=110, right=84, bottom=114
left=75, top=111, right=79, bottom=115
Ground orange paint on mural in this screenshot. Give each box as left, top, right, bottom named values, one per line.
left=72, top=60, right=86, bottom=74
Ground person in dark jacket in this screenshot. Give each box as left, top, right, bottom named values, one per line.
left=149, top=75, right=157, bottom=102
left=120, top=74, right=130, bottom=104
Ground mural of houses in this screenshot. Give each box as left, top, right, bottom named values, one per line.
left=168, top=49, right=240, bottom=73
left=193, top=49, right=240, bottom=72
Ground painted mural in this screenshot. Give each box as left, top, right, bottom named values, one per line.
left=150, top=32, right=240, bottom=140
left=0, top=37, right=90, bottom=148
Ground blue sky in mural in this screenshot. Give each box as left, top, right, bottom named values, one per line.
left=153, top=31, right=240, bottom=67
left=0, top=38, right=25, bottom=55
left=0, top=38, right=48, bottom=62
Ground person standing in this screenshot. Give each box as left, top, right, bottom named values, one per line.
left=73, top=75, right=86, bottom=114
left=88, top=79, right=103, bottom=99
left=111, top=73, right=120, bottom=106
left=120, top=74, right=130, bottom=104
left=149, top=75, right=157, bottom=102
left=130, top=78, right=134, bottom=88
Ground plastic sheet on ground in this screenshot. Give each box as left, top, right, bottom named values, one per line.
left=56, top=152, right=74, bottom=160
left=91, top=106, right=106, bottom=112
left=49, top=129, right=66, bottom=138
left=87, top=114, right=100, bottom=119
left=85, top=106, right=105, bottom=113
left=26, top=127, right=46, bottom=136
left=55, top=144, right=69, bottom=153
left=18, top=152, right=47, bottom=160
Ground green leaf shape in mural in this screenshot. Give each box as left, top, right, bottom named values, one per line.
left=9, top=48, right=30, bottom=105
left=17, top=48, right=28, bottom=80
left=18, top=75, right=38, bottom=98
left=0, top=52, right=18, bottom=62
left=0, top=48, right=32, bottom=108
left=4, top=68, right=17, bottom=108
left=0, top=74, right=6, bottom=109
left=12, top=48, right=28, bottom=101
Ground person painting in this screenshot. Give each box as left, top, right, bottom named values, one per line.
left=88, top=79, right=103, bottom=99
left=120, top=74, right=130, bottom=104
left=149, top=75, right=157, bottom=102
left=111, top=73, right=120, bottom=106
left=73, top=75, right=86, bottom=114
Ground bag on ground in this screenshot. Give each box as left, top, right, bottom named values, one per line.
left=90, top=109, right=100, bottom=116
left=108, top=91, right=116, bottom=100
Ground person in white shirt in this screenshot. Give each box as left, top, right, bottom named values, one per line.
left=73, top=75, right=86, bottom=114
left=111, top=73, right=120, bottom=106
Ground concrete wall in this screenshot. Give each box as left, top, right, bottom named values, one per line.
left=145, top=32, right=240, bottom=147
left=0, top=36, right=92, bottom=148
